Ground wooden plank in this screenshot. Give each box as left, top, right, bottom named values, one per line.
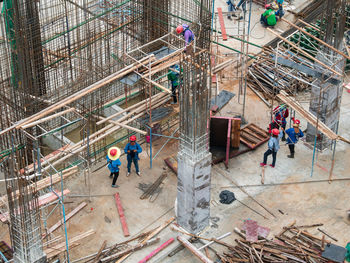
left=248, top=123, right=269, bottom=138
left=94, top=240, right=107, bottom=263
left=115, top=193, right=130, bottom=237
left=231, top=118, right=241, bottom=149
left=277, top=90, right=348, bottom=142
left=267, top=28, right=341, bottom=77
left=43, top=202, right=87, bottom=238
left=240, top=136, right=254, bottom=149
left=3, top=55, right=156, bottom=134
left=45, top=229, right=95, bottom=258
left=217, top=8, right=228, bottom=41
left=177, top=236, right=214, bottom=263
left=21, top=108, right=76, bottom=129
left=243, top=127, right=266, bottom=141
left=138, top=238, right=175, bottom=263
left=115, top=217, right=175, bottom=263
left=240, top=131, right=260, bottom=144
left=0, top=189, right=70, bottom=223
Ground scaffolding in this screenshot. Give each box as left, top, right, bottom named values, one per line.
left=0, top=0, right=213, bottom=261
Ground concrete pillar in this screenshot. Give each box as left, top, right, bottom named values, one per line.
left=177, top=152, right=212, bottom=234
left=306, top=52, right=345, bottom=150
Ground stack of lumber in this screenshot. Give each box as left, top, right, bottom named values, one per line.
left=247, top=48, right=312, bottom=102
left=218, top=222, right=340, bottom=263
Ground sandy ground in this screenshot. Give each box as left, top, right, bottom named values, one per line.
left=1, top=1, right=350, bottom=262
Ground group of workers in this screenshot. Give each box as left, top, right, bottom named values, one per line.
left=106, top=135, right=142, bottom=188
left=261, top=104, right=304, bottom=168
left=226, top=0, right=285, bottom=26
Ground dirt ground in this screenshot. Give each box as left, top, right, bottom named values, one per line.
left=1, top=0, right=350, bottom=262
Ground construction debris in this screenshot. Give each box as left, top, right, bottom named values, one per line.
left=218, top=222, right=345, bottom=263
left=114, top=193, right=130, bottom=237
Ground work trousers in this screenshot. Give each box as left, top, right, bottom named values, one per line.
left=263, top=149, right=277, bottom=167
left=288, top=144, right=295, bottom=154
left=171, top=85, right=178, bottom=103
left=127, top=158, right=139, bottom=173
left=260, top=15, right=268, bottom=26
left=110, top=172, right=119, bottom=186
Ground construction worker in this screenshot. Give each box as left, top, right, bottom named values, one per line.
left=176, top=24, right=195, bottom=48
left=106, top=147, right=122, bottom=188
left=226, top=0, right=246, bottom=20
left=285, top=119, right=304, bottom=158
left=124, top=135, right=142, bottom=176
left=260, top=4, right=277, bottom=27
left=275, top=0, right=285, bottom=20
left=260, top=128, right=283, bottom=168
left=168, top=64, right=180, bottom=104
left=269, top=104, right=289, bottom=141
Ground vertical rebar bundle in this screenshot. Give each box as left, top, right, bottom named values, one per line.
left=179, top=52, right=211, bottom=162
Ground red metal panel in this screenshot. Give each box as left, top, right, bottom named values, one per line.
left=217, top=8, right=228, bottom=41
left=114, top=193, right=130, bottom=237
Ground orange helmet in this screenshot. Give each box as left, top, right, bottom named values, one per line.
left=176, top=25, right=184, bottom=34
left=272, top=129, right=279, bottom=136
left=130, top=135, right=137, bottom=141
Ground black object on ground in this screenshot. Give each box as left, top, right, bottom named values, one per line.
left=219, top=190, right=236, bottom=204
left=210, top=90, right=235, bottom=111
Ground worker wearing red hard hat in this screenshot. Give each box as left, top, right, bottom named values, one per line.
left=176, top=24, right=195, bottom=47
left=285, top=119, right=304, bottom=158
left=107, top=147, right=122, bottom=188
left=260, top=128, right=283, bottom=168
left=124, top=135, right=142, bottom=176
left=260, top=4, right=277, bottom=27
left=269, top=104, right=289, bottom=141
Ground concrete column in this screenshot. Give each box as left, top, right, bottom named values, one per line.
left=177, top=152, right=212, bottom=234
left=306, top=52, right=345, bottom=150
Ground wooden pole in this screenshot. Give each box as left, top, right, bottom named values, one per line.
left=8, top=55, right=155, bottom=133
left=266, top=28, right=342, bottom=77
left=21, top=108, right=76, bottom=129
left=177, top=236, right=214, bottom=263
left=281, top=18, right=350, bottom=60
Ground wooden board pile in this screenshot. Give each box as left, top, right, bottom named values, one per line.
left=247, top=48, right=312, bottom=102
left=218, top=222, right=341, bottom=263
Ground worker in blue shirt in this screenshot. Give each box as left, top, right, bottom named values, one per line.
left=124, top=135, right=142, bottom=176
left=106, top=147, right=122, bottom=188
left=275, top=0, right=284, bottom=20
left=285, top=119, right=304, bottom=158
left=260, top=128, right=283, bottom=168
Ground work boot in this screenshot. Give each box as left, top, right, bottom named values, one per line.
left=260, top=163, right=266, bottom=167
left=287, top=153, right=294, bottom=158
left=111, top=184, right=119, bottom=188
left=282, top=136, right=286, bottom=142
left=137, top=172, right=141, bottom=176
left=126, top=172, right=130, bottom=177
left=227, top=16, right=232, bottom=20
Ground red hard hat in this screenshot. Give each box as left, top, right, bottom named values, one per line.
left=272, top=129, right=279, bottom=136
left=110, top=149, right=117, bottom=156
left=176, top=25, right=183, bottom=34
left=130, top=135, right=137, bottom=141
left=265, top=4, right=272, bottom=9
left=294, top=119, right=300, bottom=124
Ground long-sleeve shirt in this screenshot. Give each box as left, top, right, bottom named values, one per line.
left=182, top=24, right=195, bottom=46
left=263, top=9, right=277, bottom=26
left=286, top=128, right=304, bottom=144
left=124, top=142, right=142, bottom=161
left=106, top=156, right=121, bottom=173
left=168, top=65, right=180, bottom=87
left=268, top=130, right=283, bottom=152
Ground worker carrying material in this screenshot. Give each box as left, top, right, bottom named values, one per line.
left=260, top=4, right=277, bottom=27
left=269, top=104, right=289, bottom=141
left=275, top=0, right=285, bottom=20
left=285, top=119, right=304, bottom=158
left=176, top=24, right=195, bottom=47
left=168, top=64, right=180, bottom=104
left=124, top=135, right=142, bottom=176
left=106, top=147, right=122, bottom=188
left=260, top=128, right=283, bottom=168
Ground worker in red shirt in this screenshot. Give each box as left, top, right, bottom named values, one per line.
left=269, top=104, right=289, bottom=141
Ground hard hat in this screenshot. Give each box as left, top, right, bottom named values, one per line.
left=130, top=135, right=137, bottom=141
left=176, top=25, right=184, bottom=34
left=108, top=147, right=121, bottom=160
left=272, top=129, right=279, bottom=136
left=294, top=119, right=300, bottom=124
left=265, top=4, right=272, bottom=9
